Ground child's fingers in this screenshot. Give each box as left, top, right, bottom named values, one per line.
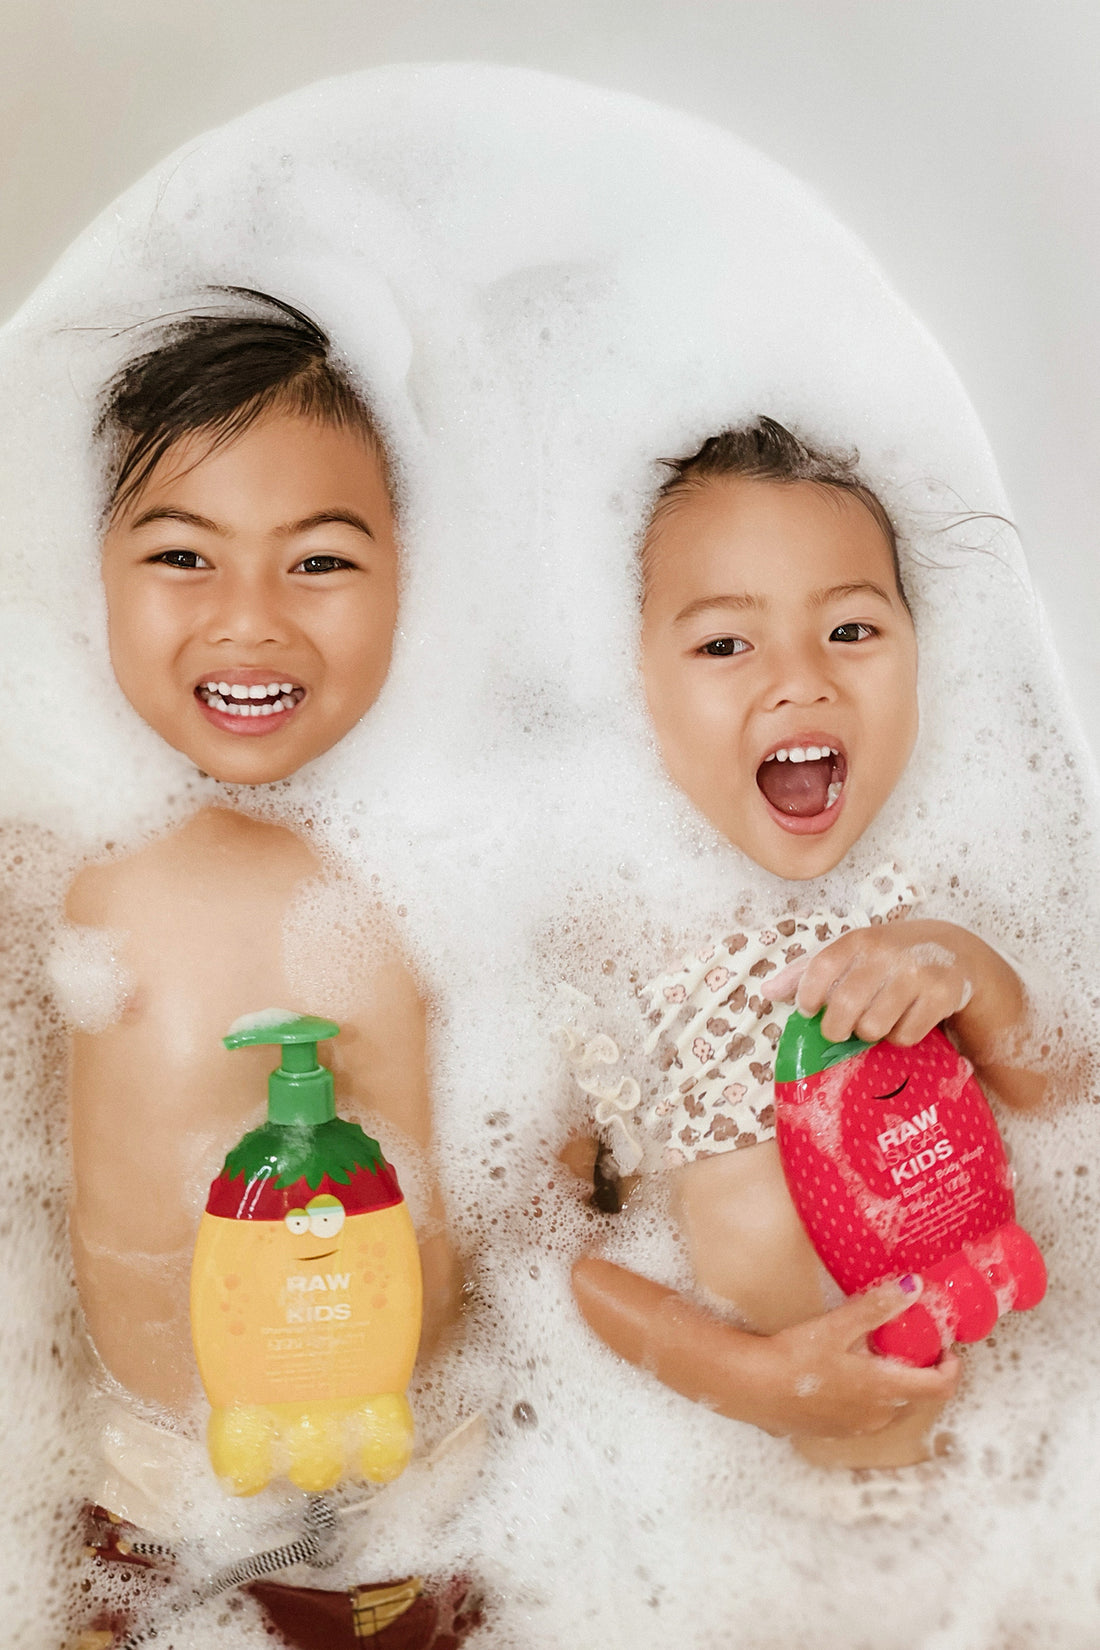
left=825, top=971, right=921, bottom=1046
left=830, top=1275, right=925, bottom=1344
left=801, top=945, right=965, bottom=1045
left=887, top=993, right=953, bottom=1047
left=828, top=1281, right=961, bottom=1390
left=814, top=953, right=905, bottom=1042
left=831, top=968, right=965, bottom=1046
left=792, top=942, right=863, bottom=1017
left=768, top=957, right=810, bottom=1001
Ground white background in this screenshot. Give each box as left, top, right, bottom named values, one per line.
left=3, top=0, right=1097, bottom=761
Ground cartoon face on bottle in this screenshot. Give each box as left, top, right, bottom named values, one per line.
left=192, top=1172, right=421, bottom=1410
left=283, top=1192, right=347, bottom=1255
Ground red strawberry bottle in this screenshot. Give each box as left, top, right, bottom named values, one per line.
left=774, top=1009, right=1046, bottom=1365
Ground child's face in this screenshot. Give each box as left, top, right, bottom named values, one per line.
left=101, top=410, right=399, bottom=784
left=641, top=477, right=918, bottom=880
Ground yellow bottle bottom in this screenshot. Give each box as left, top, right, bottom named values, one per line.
left=207, top=1391, right=415, bottom=1495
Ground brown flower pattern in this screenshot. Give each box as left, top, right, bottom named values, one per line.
left=638, top=863, right=920, bottom=1166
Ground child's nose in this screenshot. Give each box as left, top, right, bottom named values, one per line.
left=205, top=570, right=291, bottom=648
left=762, top=643, right=836, bottom=708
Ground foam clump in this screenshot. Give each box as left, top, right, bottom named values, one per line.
left=224, top=1007, right=300, bottom=1036
left=2, top=63, right=1100, bottom=1650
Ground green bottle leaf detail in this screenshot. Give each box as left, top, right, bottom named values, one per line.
left=223, top=1116, right=386, bottom=1191
left=775, top=1008, right=874, bottom=1084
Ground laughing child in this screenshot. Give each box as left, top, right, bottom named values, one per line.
left=572, top=418, right=1048, bottom=1472
left=64, top=293, right=476, bottom=1648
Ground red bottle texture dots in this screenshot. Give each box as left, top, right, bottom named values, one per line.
left=776, top=1027, right=1046, bottom=1365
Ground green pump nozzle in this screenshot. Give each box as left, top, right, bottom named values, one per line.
left=223, top=1011, right=340, bottom=1127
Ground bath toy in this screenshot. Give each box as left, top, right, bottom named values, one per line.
left=190, top=1012, right=423, bottom=1494
left=775, top=1010, right=1047, bottom=1365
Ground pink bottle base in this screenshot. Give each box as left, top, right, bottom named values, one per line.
left=869, top=1223, right=1047, bottom=1366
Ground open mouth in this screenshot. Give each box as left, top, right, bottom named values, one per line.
left=194, top=678, right=305, bottom=734
left=756, top=741, right=847, bottom=833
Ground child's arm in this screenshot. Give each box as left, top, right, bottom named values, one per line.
left=572, top=1255, right=960, bottom=1439
left=783, top=918, right=1048, bottom=1111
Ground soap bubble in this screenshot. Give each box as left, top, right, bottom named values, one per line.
left=2, top=63, right=1099, bottom=1649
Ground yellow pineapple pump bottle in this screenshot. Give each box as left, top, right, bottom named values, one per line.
left=190, top=1012, right=423, bottom=1496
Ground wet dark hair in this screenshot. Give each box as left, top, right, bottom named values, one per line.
left=97, top=288, right=383, bottom=517
left=646, top=416, right=908, bottom=610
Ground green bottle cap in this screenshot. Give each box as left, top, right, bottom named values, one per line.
left=223, top=1011, right=340, bottom=1126
left=774, top=1008, right=873, bottom=1084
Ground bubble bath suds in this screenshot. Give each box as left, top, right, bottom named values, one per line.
left=2, top=64, right=1099, bottom=1648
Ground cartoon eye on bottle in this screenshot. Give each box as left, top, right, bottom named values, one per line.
left=284, top=1208, right=310, bottom=1235
left=306, top=1195, right=346, bottom=1238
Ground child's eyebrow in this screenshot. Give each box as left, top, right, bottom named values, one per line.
left=810, top=580, right=895, bottom=607
left=673, top=592, right=760, bottom=624
left=129, top=506, right=226, bottom=534
left=279, top=509, right=376, bottom=540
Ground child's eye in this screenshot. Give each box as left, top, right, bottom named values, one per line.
left=830, top=622, right=876, bottom=643
left=148, top=549, right=210, bottom=570
left=293, top=554, right=357, bottom=574
left=697, top=636, right=750, bottom=658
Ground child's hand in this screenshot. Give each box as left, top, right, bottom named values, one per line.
left=754, top=1280, right=961, bottom=1439
left=572, top=1257, right=961, bottom=1440
left=772, top=919, right=981, bottom=1048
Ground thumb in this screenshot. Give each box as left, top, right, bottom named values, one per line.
left=769, top=956, right=810, bottom=1002
left=832, top=1276, right=922, bottom=1347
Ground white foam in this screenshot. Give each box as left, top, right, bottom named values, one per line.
left=2, top=63, right=1099, bottom=1650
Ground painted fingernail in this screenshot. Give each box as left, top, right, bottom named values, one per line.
left=899, top=1274, right=918, bottom=1294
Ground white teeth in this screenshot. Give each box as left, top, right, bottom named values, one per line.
left=827, top=780, right=842, bottom=806
left=198, top=680, right=303, bottom=716
left=766, top=744, right=838, bottom=763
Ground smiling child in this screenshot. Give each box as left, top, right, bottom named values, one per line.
left=99, top=410, right=398, bottom=788
left=65, top=295, right=475, bottom=1649
left=573, top=419, right=1047, bottom=1473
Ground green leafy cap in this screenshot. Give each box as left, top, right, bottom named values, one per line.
left=223, top=1010, right=340, bottom=1126
left=775, top=1007, right=873, bottom=1084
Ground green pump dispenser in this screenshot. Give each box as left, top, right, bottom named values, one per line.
left=223, top=1012, right=340, bottom=1126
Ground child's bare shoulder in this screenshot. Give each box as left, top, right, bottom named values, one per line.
left=65, top=805, right=430, bottom=1137
left=65, top=807, right=317, bottom=928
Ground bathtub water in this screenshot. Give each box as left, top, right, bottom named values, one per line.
left=1, top=64, right=1099, bottom=1649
